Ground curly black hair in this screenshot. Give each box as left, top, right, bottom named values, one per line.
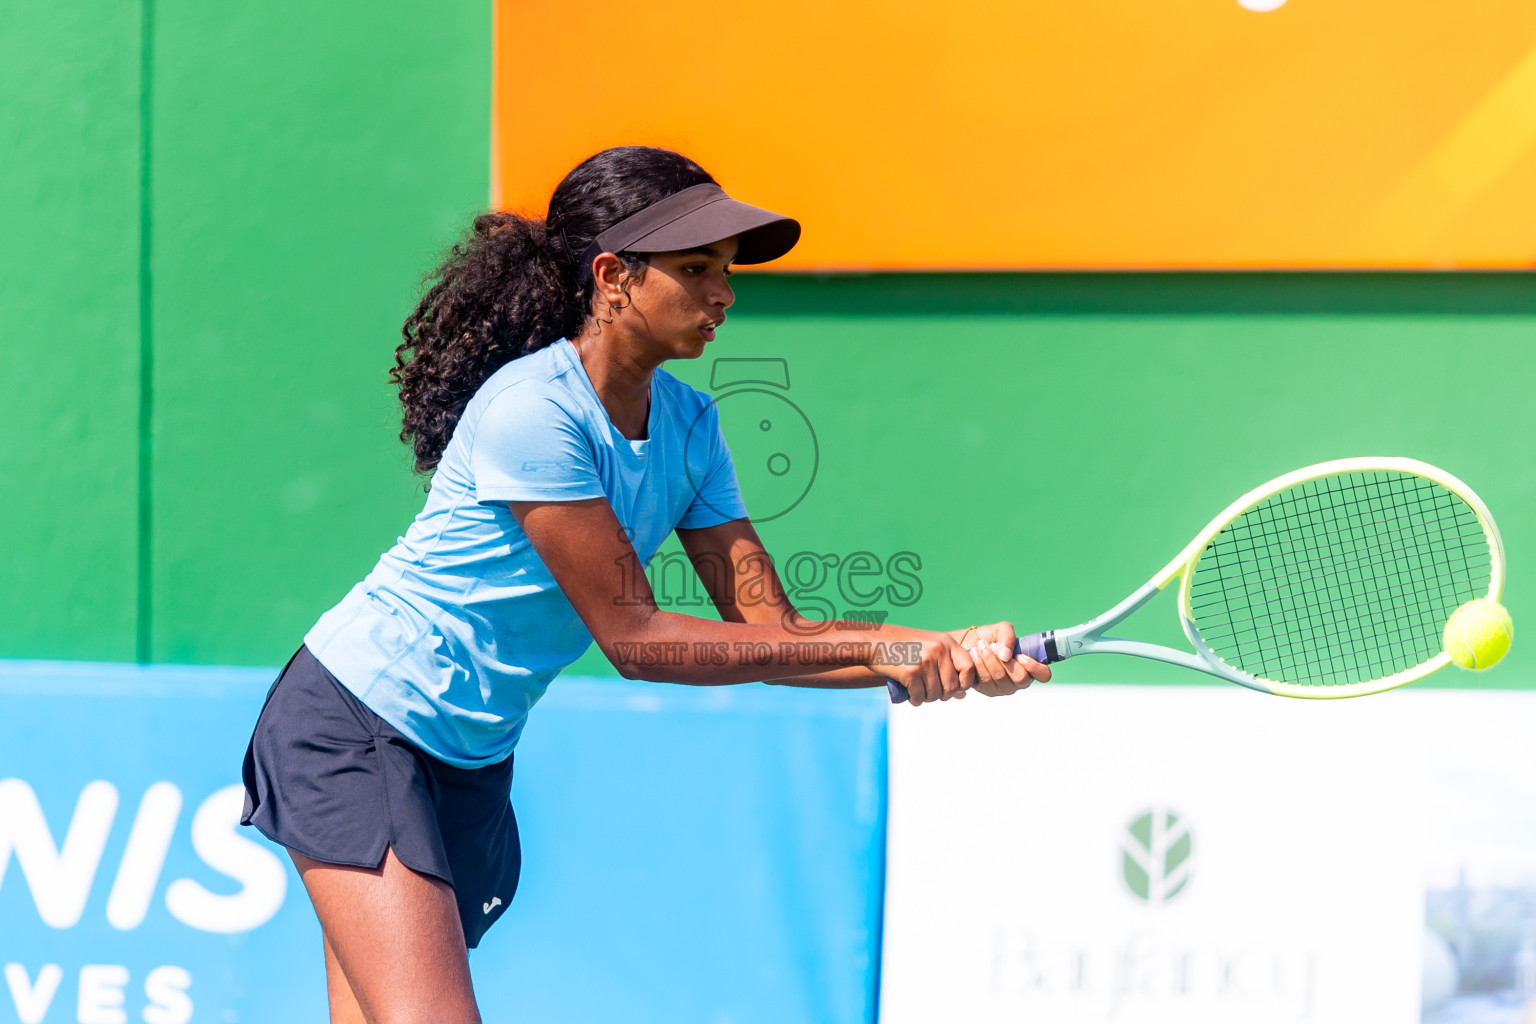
left=391, top=146, right=716, bottom=479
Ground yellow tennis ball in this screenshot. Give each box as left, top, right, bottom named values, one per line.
left=1443, top=599, right=1513, bottom=670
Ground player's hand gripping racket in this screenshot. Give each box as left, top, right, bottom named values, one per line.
left=887, top=457, right=1507, bottom=702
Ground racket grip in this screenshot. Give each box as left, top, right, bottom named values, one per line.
left=885, top=632, right=1056, bottom=704
left=1016, top=631, right=1052, bottom=664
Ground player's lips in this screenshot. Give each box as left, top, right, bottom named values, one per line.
left=700, top=315, right=725, bottom=340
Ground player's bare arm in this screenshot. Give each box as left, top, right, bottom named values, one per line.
left=512, top=497, right=982, bottom=703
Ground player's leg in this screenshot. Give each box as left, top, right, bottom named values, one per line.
left=292, top=847, right=481, bottom=1024
left=321, top=931, right=367, bottom=1024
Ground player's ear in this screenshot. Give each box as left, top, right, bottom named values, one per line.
left=590, top=253, right=633, bottom=305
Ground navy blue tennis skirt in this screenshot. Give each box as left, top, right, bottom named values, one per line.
left=241, top=645, right=521, bottom=949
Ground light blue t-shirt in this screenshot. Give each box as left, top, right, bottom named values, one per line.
left=304, top=339, right=747, bottom=767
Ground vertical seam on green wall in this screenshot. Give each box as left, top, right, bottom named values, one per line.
left=136, top=0, right=154, bottom=664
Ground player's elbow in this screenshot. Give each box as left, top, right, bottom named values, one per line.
left=601, top=641, right=646, bottom=680
left=597, top=635, right=676, bottom=683
left=590, top=610, right=671, bottom=681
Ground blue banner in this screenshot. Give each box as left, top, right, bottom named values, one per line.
left=0, top=661, right=886, bottom=1024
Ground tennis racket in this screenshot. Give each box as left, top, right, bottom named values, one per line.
left=887, top=457, right=1506, bottom=703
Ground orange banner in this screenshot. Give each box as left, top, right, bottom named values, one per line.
left=495, top=0, right=1536, bottom=269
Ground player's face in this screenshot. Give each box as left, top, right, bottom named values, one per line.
left=627, top=238, right=738, bottom=360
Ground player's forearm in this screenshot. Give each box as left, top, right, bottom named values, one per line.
left=761, top=665, right=886, bottom=689
left=600, top=610, right=910, bottom=685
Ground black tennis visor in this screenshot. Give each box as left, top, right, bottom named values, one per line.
left=577, top=183, right=800, bottom=277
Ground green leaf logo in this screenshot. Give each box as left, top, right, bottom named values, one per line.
left=1122, top=807, right=1192, bottom=905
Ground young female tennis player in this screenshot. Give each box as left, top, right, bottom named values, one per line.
left=241, top=145, right=1049, bottom=1023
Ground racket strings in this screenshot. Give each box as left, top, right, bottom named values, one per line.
left=1220, top=476, right=1486, bottom=684
left=1196, top=474, right=1489, bottom=684
left=1188, top=471, right=1492, bottom=686
left=1199, top=482, right=1447, bottom=684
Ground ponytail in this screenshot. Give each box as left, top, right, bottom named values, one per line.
left=392, top=212, right=567, bottom=477
left=392, top=146, right=715, bottom=480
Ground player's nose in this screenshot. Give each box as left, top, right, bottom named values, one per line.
left=712, top=277, right=735, bottom=309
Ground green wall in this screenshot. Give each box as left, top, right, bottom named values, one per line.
left=147, top=1, right=489, bottom=665
left=2, top=9, right=1530, bottom=690
left=0, top=3, right=142, bottom=661
left=0, top=0, right=490, bottom=663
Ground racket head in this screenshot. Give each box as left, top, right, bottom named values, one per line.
left=1171, top=458, right=1505, bottom=698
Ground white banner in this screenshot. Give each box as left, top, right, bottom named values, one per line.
left=882, top=685, right=1536, bottom=1024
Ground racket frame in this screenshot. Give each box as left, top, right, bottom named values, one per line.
left=1042, top=456, right=1505, bottom=699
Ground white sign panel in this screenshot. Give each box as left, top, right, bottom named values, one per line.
left=882, top=684, right=1434, bottom=1024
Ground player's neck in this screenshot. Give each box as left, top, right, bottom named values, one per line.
left=568, top=331, right=654, bottom=441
